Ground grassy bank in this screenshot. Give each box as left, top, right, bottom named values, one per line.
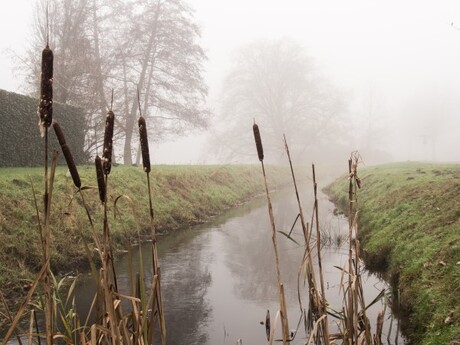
left=0, top=164, right=288, bottom=325
left=325, top=162, right=460, bottom=344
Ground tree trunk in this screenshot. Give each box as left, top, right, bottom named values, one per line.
left=122, top=0, right=161, bottom=165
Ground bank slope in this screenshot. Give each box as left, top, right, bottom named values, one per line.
left=325, top=162, right=460, bottom=344
left=0, top=164, right=288, bottom=314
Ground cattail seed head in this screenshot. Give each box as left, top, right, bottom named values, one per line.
left=52, top=120, right=66, bottom=146
left=37, top=45, right=53, bottom=136
left=138, top=116, right=151, bottom=173
left=102, top=110, right=115, bottom=175
left=253, top=123, right=264, bottom=161
left=53, top=122, right=81, bottom=188
left=95, top=155, right=106, bottom=203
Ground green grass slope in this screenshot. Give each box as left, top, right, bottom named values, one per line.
left=325, top=162, right=460, bottom=344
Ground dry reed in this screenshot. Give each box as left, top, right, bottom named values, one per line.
left=138, top=110, right=167, bottom=345
left=37, top=39, right=55, bottom=345
left=253, top=121, right=290, bottom=344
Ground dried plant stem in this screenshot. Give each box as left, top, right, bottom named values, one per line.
left=283, top=136, right=321, bottom=335
left=254, top=124, right=289, bottom=343
left=343, top=152, right=373, bottom=344
left=346, top=158, right=355, bottom=343
left=43, top=146, right=58, bottom=345
left=312, top=163, right=330, bottom=343
left=261, top=161, right=290, bottom=344
left=138, top=105, right=167, bottom=344
left=1, top=260, right=48, bottom=345
left=0, top=291, right=23, bottom=345
left=146, top=172, right=167, bottom=345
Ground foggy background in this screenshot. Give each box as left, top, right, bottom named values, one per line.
left=1, top=0, right=460, bottom=165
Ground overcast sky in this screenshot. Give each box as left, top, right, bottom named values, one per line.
left=2, top=0, right=460, bottom=163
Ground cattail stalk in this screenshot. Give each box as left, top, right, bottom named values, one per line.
left=138, top=113, right=167, bottom=345
left=312, top=163, right=330, bottom=343
left=37, top=42, right=54, bottom=345
left=95, top=155, right=106, bottom=203
left=102, top=110, right=115, bottom=175
left=52, top=122, right=81, bottom=189
left=253, top=122, right=290, bottom=344
left=283, top=135, right=324, bottom=337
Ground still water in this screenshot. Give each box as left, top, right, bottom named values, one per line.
left=74, top=185, right=403, bottom=344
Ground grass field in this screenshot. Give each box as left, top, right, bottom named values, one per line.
left=325, top=162, right=460, bottom=344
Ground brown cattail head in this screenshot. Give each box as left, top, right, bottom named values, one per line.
left=95, top=155, right=106, bottom=203
left=253, top=123, right=264, bottom=161
left=37, top=45, right=54, bottom=136
left=52, top=120, right=66, bottom=146
left=53, top=122, right=81, bottom=188
left=138, top=116, right=151, bottom=173
left=102, top=110, right=115, bottom=175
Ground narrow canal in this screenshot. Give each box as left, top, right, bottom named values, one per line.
left=71, top=181, right=404, bottom=344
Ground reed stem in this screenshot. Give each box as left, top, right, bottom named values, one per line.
left=312, top=163, right=330, bottom=343
left=261, top=161, right=290, bottom=344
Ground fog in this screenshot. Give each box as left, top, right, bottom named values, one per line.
left=1, top=0, right=460, bottom=165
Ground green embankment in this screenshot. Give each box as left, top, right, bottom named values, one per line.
left=325, top=162, right=460, bottom=345
left=0, top=164, right=288, bottom=306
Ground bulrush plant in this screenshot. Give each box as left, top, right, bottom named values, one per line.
left=282, top=135, right=330, bottom=343
left=39, top=38, right=54, bottom=345
left=340, top=151, right=377, bottom=345
left=1, top=72, right=167, bottom=344
left=253, top=122, right=291, bottom=344
left=255, top=125, right=390, bottom=344
left=138, top=97, right=167, bottom=344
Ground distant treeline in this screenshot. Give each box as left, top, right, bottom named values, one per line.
left=0, top=89, right=86, bottom=167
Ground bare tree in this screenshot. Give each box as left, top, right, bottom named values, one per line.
left=22, top=0, right=210, bottom=163
left=114, top=0, right=209, bottom=164
left=213, top=39, right=347, bottom=163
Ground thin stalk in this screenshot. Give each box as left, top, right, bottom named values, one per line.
left=312, top=163, right=330, bottom=343
left=346, top=158, right=355, bottom=343
left=1, top=263, right=48, bottom=345
left=254, top=123, right=289, bottom=343
left=103, top=174, right=118, bottom=293
left=261, top=161, right=290, bottom=344
left=146, top=172, right=167, bottom=345
left=283, top=135, right=320, bottom=335
left=0, top=291, right=23, bottom=345
left=43, top=142, right=55, bottom=345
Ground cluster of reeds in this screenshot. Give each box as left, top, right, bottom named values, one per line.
left=2, top=44, right=166, bottom=345
left=253, top=124, right=389, bottom=344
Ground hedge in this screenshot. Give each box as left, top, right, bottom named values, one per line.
left=0, top=89, right=87, bottom=167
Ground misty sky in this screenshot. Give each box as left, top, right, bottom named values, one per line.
left=1, top=0, right=460, bottom=164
